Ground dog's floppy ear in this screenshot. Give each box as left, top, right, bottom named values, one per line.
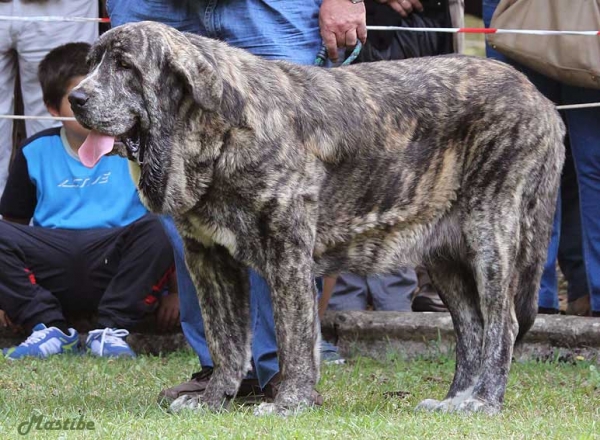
left=166, top=40, right=223, bottom=112
left=86, top=43, right=104, bottom=70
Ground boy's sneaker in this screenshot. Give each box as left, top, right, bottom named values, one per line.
left=3, top=323, right=79, bottom=360
left=86, top=328, right=136, bottom=358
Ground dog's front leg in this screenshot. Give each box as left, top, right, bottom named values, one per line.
left=170, top=238, right=252, bottom=413
left=254, top=244, right=320, bottom=416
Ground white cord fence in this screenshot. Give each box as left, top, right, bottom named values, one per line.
left=2, top=15, right=600, bottom=121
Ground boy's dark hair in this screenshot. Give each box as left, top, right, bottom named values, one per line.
left=38, top=42, right=91, bottom=110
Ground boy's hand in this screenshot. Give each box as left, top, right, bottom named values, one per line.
left=0, top=309, right=22, bottom=333
left=157, top=293, right=180, bottom=331
left=0, top=309, right=9, bottom=328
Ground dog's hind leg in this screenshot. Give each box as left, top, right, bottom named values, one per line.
left=170, top=238, right=253, bottom=413
left=415, top=258, right=483, bottom=413
left=451, top=119, right=564, bottom=415
left=445, top=210, right=522, bottom=415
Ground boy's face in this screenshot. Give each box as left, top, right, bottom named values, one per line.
left=48, top=76, right=90, bottom=142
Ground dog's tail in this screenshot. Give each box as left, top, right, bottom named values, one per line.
left=514, top=273, right=539, bottom=342
left=514, top=106, right=566, bottom=343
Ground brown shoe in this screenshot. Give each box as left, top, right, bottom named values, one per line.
left=566, top=295, right=591, bottom=316
left=411, top=284, right=447, bottom=312
left=157, top=367, right=265, bottom=407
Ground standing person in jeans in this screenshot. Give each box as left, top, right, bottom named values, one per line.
left=557, top=147, right=590, bottom=315
left=0, top=0, right=99, bottom=198
left=106, top=0, right=369, bottom=408
left=328, top=0, right=461, bottom=314
left=483, top=0, right=600, bottom=317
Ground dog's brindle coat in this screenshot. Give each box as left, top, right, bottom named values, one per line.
left=71, top=22, right=565, bottom=415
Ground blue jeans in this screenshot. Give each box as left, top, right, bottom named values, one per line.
left=109, top=0, right=323, bottom=386
left=107, top=0, right=322, bottom=64
left=558, top=151, right=590, bottom=303
left=158, top=216, right=278, bottom=386
left=483, top=0, right=600, bottom=312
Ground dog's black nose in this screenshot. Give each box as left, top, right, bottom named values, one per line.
left=68, top=89, right=89, bottom=108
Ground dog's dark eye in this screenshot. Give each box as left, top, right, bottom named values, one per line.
left=118, top=60, right=132, bottom=70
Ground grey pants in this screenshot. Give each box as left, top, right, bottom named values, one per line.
left=0, top=0, right=99, bottom=196
left=328, top=269, right=418, bottom=312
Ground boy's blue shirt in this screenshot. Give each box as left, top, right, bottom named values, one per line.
left=0, top=127, right=147, bottom=229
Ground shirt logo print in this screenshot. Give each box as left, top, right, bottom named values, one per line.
left=57, top=172, right=111, bottom=188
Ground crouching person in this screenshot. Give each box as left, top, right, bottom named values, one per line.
left=0, top=42, right=174, bottom=359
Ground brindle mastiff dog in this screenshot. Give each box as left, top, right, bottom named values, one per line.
left=70, top=21, right=565, bottom=416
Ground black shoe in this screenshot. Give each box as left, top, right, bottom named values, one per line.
left=411, top=284, right=447, bottom=312
left=566, top=295, right=591, bottom=316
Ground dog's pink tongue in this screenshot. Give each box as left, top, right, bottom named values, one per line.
left=79, top=130, right=115, bottom=168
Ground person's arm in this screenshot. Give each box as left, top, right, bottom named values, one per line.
left=319, top=0, right=425, bottom=63
left=318, top=276, right=338, bottom=321
left=156, top=269, right=180, bottom=331
left=0, top=309, right=23, bottom=333
left=0, top=146, right=36, bottom=225
left=319, top=0, right=368, bottom=63
left=0, top=309, right=12, bottom=328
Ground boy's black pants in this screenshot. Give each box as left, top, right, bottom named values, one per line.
left=0, top=214, right=173, bottom=330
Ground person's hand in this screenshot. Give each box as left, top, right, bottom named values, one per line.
left=376, top=0, right=423, bottom=17
left=0, top=309, right=10, bottom=328
left=156, top=293, right=180, bottom=331
left=0, top=309, right=22, bottom=333
left=319, top=0, right=368, bottom=63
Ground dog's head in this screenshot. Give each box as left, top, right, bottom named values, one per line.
left=70, top=21, right=225, bottom=213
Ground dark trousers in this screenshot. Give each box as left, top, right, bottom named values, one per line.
left=558, top=144, right=589, bottom=302
left=0, top=214, right=173, bottom=330
left=328, top=269, right=418, bottom=312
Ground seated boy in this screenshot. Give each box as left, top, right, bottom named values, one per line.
left=0, top=42, right=175, bottom=359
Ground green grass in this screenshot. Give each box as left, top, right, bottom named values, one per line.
left=0, top=350, right=598, bottom=439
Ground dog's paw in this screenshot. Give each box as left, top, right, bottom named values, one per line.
left=416, top=398, right=469, bottom=413
left=415, top=396, right=500, bottom=415
left=415, top=398, right=443, bottom=412
left=169, top=395, right=203, bottom=413
left=253, top=401, right=311, bottom=417
left=168, top=394, right=229, bottom=414
left=254, top=402, right=279, bottom=416
left=455, top=397, right=500, bottom=415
